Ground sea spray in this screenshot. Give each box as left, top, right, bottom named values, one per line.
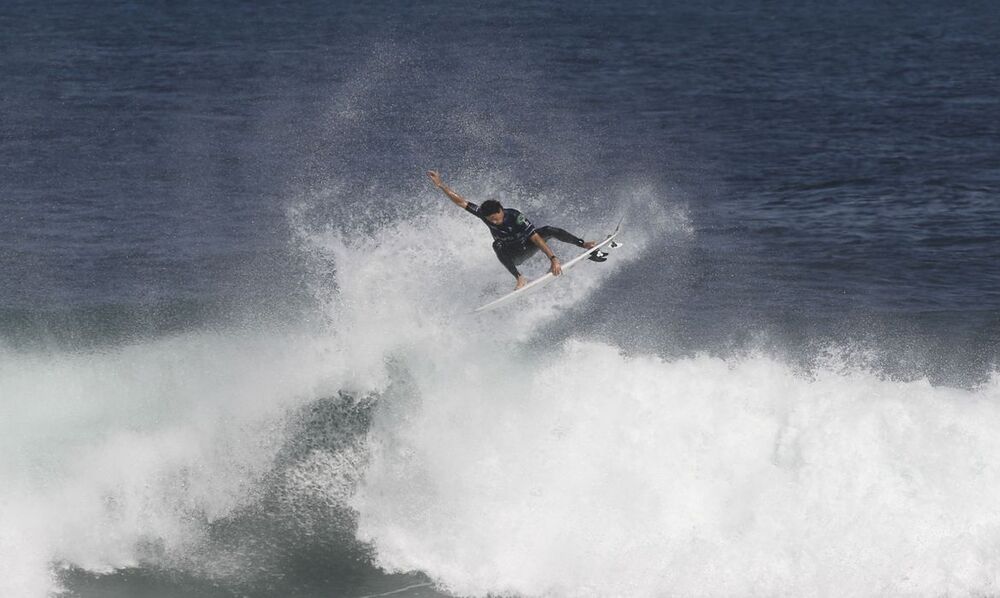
left=0, top=180, right=668, bottom=597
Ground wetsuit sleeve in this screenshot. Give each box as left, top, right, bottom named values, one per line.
left=464, top=202, right=480, bottom=217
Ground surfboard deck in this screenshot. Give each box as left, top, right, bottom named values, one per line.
left=473, top=220, right=623, bottom=313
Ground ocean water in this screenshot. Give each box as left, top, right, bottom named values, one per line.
left=2, top=1, right=999, bottom=597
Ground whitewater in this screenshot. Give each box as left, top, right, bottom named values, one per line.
left=2, top=181, right=999, bottom=598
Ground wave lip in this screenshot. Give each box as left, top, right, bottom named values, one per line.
left=0, top=327, right=352, bottom=598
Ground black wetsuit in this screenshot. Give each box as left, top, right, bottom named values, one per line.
left=465, top=202, right=586, bottom=278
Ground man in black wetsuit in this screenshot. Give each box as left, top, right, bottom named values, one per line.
left=428, top=170, right=599, bottom=290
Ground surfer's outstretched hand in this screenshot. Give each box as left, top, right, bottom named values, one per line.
left=427, top=170, right=443, bottom=188
left=550, top=257, right=562, bottom=276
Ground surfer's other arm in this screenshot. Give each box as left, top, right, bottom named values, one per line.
left=427, top=170, right=468, bottom=209
left=530, top=232, right=562, bottom=276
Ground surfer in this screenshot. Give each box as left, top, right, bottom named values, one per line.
left=428, top=170, right=601, bottom=290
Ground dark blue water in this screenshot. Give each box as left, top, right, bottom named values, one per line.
left=4, top=1, right=998, bottom=358
left=3, top=2, right=999, bottom=597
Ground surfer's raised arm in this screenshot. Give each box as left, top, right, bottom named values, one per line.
left=427, top=170, right=468, bottom=209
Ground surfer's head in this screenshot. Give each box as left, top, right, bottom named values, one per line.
left=480, top=199, right=504, bottom=224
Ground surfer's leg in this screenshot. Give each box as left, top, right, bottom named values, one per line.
left=492, top=241, right=522, bottom=278
left=538, top=226, right=606, bottom=261
left=537, top=225, right=586, bottom=248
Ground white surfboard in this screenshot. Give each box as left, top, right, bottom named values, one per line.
left=473, top=220, right=623, bottom=313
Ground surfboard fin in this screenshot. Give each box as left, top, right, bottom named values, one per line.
left=588, top=250, right=609, bottom=262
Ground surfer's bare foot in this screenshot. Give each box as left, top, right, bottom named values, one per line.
left=515, top=275, right=528, bottom=290
left=583, top=241, right=597, bottom=249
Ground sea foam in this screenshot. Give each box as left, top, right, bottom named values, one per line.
left=353, top=341, right=1000, bottom=597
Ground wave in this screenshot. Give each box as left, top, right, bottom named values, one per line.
left=0, top=326, right=356, bottom=596
left=4, top=180, right=998, bottom=598
left=354, top=341, right=1000, bottom=597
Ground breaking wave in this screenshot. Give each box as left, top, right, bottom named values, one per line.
left=3, top=181, right=999, bottom=598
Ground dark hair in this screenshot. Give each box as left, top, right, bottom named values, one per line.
left=480, top=199, right=503, bottom=216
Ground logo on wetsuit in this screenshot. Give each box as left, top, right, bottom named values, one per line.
left=492, top=210, right=534, bottom=245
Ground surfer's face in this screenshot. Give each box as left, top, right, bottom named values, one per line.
left=486, top=211, right=504, bottom=225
